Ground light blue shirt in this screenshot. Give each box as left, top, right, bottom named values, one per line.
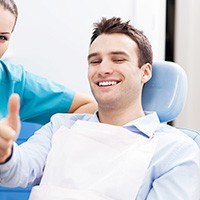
left=0, top=112, right=199, bottom=199
left=0, top=59, right=75, bottom=124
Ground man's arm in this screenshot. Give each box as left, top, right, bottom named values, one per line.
left=146, top=142, right=200, bottom=200
left=0, top=94, right=53, bottom=187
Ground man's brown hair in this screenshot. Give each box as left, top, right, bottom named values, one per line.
left=90, top=17, right=153, bottom=68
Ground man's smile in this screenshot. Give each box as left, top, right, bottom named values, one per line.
left=98, top=81, right=120, bottom=87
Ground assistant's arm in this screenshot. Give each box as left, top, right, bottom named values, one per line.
left=0, top=60, right=97, bottom=124
left=68, top=92, right=97, bottom=114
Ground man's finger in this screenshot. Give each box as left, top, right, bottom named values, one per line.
left=7, top=93, right=20, bottom=133
left=0, top=124, right=16, bottom=141
left=8, top=93, right=20, bottom=118
left=0, top=137, right=13, bottom=152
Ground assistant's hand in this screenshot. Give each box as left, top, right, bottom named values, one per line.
left=0, top=94, right=21, bottom=163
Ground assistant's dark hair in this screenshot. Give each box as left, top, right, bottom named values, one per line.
left=0, top=0, right=18, bottom=31
left=90, top=17, right=153, bottom=67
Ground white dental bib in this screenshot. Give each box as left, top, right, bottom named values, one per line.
left=29, top=120, right=158, bottom=200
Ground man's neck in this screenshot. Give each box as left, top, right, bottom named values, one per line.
left=97, top=104, right=145, bottom=126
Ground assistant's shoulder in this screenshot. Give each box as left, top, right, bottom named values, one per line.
left=0, top=59, right=25, bottom=81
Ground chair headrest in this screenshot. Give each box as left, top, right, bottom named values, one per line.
left=142, top=61, right=188, bottom=123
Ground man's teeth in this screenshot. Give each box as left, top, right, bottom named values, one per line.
left=99, top=81, right=117, bottom=86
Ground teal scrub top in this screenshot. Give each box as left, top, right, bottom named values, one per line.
left=0, top=60, right=75, bottom=125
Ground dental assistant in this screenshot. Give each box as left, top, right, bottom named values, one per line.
left=0, top=0, right=97, bottom=124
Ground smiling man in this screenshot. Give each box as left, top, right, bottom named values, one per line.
left=87, top=32, right=151, bottom=125
left=0, top=17, right=199, bottom=200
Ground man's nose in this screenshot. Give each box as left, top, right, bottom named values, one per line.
left=98, top=60, right=114, bottom=76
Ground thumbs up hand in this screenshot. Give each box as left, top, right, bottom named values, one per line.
left=0, top=94, right=21, bottom=163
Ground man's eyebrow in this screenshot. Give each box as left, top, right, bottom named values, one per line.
left=88, top=51, right=129, bottom=60
left=109, top=51, right=129, bottom=56
left=87, top=53, right=99, bottom=60
left=0, top=32, right=11, bottom=35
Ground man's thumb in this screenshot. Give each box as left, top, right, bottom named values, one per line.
left=7, top=93, right=20, bottom=133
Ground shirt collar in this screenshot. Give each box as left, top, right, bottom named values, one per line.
left=88, top=112, right=100, bottom=122
left=123, top=112, right=160, bottom=138
left=89, top=111, right=160, bottom=139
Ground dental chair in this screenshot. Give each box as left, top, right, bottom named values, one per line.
left=0, top=61, right=199, bottom=200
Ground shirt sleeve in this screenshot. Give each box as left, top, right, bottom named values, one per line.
left=146, top=140, right=200, bottom=200
left=0, top=121, right=54, bottom=187
left=0, top=60, right=75, bottom=124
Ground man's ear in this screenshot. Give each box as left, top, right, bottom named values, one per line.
left=141, top=63, right=152, bottom=84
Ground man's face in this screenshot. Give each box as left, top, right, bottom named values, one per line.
left=0, top=6, right=15, bottom=58
left=88, top=33, right=151, bottom=110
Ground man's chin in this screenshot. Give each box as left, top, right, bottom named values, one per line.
left=97, top=99, right=118, bottom=110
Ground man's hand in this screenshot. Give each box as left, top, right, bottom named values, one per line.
left=0, top=94, right=21, bottom=163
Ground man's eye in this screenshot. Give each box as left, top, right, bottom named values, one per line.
left=113, top=59, right=126, bottom=63
left=0, top=36, right=8, bottom=41
left=90, top=60, right=101, bottom=64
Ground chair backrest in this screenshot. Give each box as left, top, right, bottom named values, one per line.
left=142, top=61, right=200, bottom=147
left=142, top=61, right=188, bottom=123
